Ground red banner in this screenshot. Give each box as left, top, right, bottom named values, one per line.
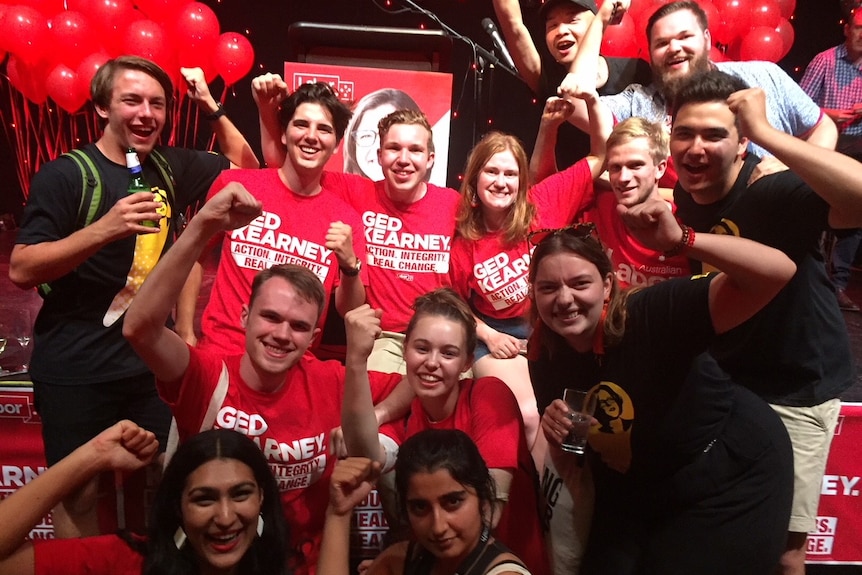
left=0, top=383, right=156, bottom=537
left=283, top=62, right=453, bottom=187
left=806, top=402, right=862, bottom=565
left=0, top=383, right=52, bottom=540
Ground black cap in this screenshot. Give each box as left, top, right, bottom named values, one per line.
left=538, top=0, right=599, bottom=19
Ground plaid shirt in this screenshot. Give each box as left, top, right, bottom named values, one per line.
left=800, top=43, right=862, bottom=138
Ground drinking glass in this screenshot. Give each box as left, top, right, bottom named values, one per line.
left=561, top=388, right=597, bottom=454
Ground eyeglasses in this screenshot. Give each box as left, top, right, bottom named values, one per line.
left=352, top=129, right=378, bottom=148
left=527, top=222, right=598, bottom=246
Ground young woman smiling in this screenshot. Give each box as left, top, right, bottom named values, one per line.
left=344, top=291, right=549, bottom=574
left=449, top=93, right=607, bottom=451
left=0, top=422, right=288, bottom=575
left=528, top=199, right=797, bottom=574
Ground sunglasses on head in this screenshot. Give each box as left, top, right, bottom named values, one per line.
left=527, top=222, right=598, bottom=246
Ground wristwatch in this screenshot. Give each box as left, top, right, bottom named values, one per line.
left=340, top=259, right=362, bottom=277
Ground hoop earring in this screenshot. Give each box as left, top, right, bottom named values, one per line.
left=173, top=527, right=187, bottom=550
left=257, top=514, right=264, bottom=537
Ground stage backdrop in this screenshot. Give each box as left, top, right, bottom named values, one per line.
left=284, top=62, right=452, bottom=186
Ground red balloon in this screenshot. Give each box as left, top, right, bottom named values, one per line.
left=0, top=4, right=9, bottom=53
left=173, top=2, right=220, bottom=69
left=21, top=0, right=65, bottom=17
left=774, top=18, right=794, bottom=58
left=713, top=0, right=749, bottom=45
left=122, top=19, right=176, bottom=76
left=134, top=0, right=190, bottom=24
left=6, top=55, right=49, bottom=104
left=214, top=32, right=254, bottom=86
left=76, top=51, right=111, bottom=94
left=48, top=11, right=99, bottom=68
left=775, top=0, right=796, bottom=19
left=740, top=26, right=784, bottom=62
left=749, top=0, right=781, bottom=31
left=601, top=13, right=639, bottom=58
left=699, top=1, right=721, bottom=33
left=67, top=0, right=139, bottom=56
left=2, top=5, right=50, bottom=64
left=46, top=63, right=88, bottom=112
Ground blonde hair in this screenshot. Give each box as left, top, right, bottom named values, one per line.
left=456, top=132, right=536, bottom=245
left=606, top=117, right=669, bottom=166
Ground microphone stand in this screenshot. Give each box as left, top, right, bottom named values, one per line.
left=397, top=0, right=520, bottom=146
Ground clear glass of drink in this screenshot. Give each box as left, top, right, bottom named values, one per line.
left=560, top=388, right=597, bottom=454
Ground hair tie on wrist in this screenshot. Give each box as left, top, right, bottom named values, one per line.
left=205, top=102, right=226, bottom=121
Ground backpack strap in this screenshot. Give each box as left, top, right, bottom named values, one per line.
left=65, top=148, right=103, bottom=229
left=149, top=148, right=175, bottom=203
left=37, top=149, right=103, bottom=297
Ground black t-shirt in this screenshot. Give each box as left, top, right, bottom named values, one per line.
left=16, top=144, right=229, bottom=384
left=539, top=56, right=652, bottom=169
left=674, top=155, right=854, bottom=406
left=529, top=274, right=718, bottom=504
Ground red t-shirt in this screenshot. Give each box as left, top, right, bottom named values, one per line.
left=158, top=346, right=401, bottom=575
left=585, top=190, right=690, bottom=289
left=199, top=168, right=367, bottom=355
left=323, top=172, right=459, bottom=333
left=450, top=159, right=595, bottom=319
left=35, top=534, right=143, bottom=575
left=384, top=377, right=550, bottom=575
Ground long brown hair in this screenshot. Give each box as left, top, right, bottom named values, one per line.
left=527, top=230, right=632, bottom=356
left=456, top=132, right=536, bottom=245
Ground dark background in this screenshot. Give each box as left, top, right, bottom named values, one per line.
left=0, top=0, right=847, bottom=222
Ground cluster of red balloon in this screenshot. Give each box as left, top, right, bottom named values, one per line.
left=0, top=0, right=255, bottom=113
left=599, top=0, right=796, bottom=64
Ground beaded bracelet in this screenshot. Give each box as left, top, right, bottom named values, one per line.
left=660, top=225, right=695, bottom=260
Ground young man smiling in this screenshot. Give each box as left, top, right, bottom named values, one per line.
left=560, top=0, right=837, bottom=161
left=254, top=75, right=460, bottom=373
left=9, top=56, right=257, bottom=539
left=195, top=82, right=368, bottom=356
left=123, top=183, right=402, bottom=575
left=670, top=70, right=862, bottom=575
left=492, top=0, right=650, bottom=169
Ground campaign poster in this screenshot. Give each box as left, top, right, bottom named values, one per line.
left=806, top=402, right=862, bottom=565
left=283, top=62, right=453, bottom=186
left=0, top=384, right=52, bottom=540
left=0, top=383, right=157, bottom=538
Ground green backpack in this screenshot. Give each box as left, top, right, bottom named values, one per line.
left=37, top=148, right=176, bottom=297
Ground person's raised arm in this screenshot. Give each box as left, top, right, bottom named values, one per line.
left=123, top=183, right=262, bottom=382
left=729, top=87, right=862, bottom=228
left=619, top=198, right=796, bottom=334
left=251, top=73, right=289, bottom=168
left=0, top=421, right=157, bottom=575
left=327, top=221, right=366, bottom=316
left=492, top=0, right=543, bottom=93
left=182, top=67, right=259, bottom=169
left=173, top=260, right=203, bottom=346
left=318, top=458, right=383, bottom=575
left=556, top=0, right=624, bottom=133
left=530, top=97, right=572, bottom=182
left=342, top=305, right=387, bottom=463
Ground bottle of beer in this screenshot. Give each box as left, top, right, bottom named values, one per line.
left=125, top=147, right=157, bottom=228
